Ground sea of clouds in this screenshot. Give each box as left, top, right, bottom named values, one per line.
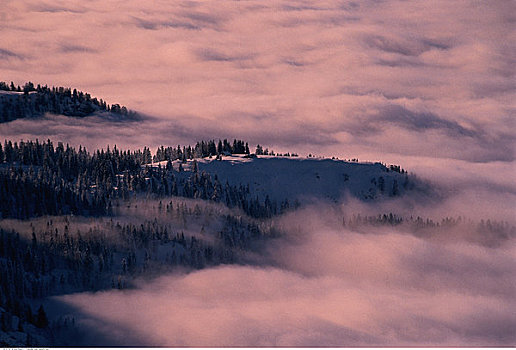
left=1, top=0, right=514, bottom=162
left=58, top=198, right=516, bottom=346
left=1, top=0, right=515, bottom=346
left=56, top=193, right=515, bottom=347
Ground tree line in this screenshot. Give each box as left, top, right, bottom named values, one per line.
left=0, top=81, right=136, bottom=122
left=0, top=199, right=273, bottom=345
left=0, top=139, right=290, bottom=220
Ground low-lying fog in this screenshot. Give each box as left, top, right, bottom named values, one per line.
left=2, top=0, right=514, bottom=346
left=56, top=188, right=515, bottom=346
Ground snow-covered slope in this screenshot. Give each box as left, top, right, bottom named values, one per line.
left=163, top=155, right=411, bottom=204
left=0, top=86, right=137, bottom=123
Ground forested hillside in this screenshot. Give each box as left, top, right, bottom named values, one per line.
left=0, top=136, right=514, bottom=346
left=0, top=136, right=417, bottom=345
left=0, top=82, right=137, bottom=123
left=0, top=139, right=413, bottom=221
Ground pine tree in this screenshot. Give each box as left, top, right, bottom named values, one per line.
left=36, top=305, right=48, bottom=328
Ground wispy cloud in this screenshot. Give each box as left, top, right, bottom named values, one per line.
left=58, top=43, right=97, bottom=54
left=374, top=105, right=479, bottom=137
left=58, top=199, right=516, bottom=346
left=0, top=48, right=23, bottom=60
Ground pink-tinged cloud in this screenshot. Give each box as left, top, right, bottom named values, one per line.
left=2, top=2, right=515, bottom=344
left=0, top=0, right=514, bottom=165
left=58, top=225, right=516, bottom=346
left=57, top=196, right=516, bottom=347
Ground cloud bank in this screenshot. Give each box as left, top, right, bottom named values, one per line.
left=57, top=189, right=516, bottom=347
left=2, top=1, right=514, bottom=346
left=58, top=206, right=516, bottom=346
left=1, top=0, right=514, bottom=165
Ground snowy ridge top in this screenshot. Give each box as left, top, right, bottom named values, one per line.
left=148, top=154, right=408, bottom=203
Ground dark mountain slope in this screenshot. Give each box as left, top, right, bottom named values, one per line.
left=0, top=81, right=138, bottom=123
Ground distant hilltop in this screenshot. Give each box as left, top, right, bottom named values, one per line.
left=0, top=138, right=414, bottom=220
left=0, top=81, right=139, bottom=123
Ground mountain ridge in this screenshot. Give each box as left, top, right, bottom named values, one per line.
left=0, top=81, right=138, bottom=123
